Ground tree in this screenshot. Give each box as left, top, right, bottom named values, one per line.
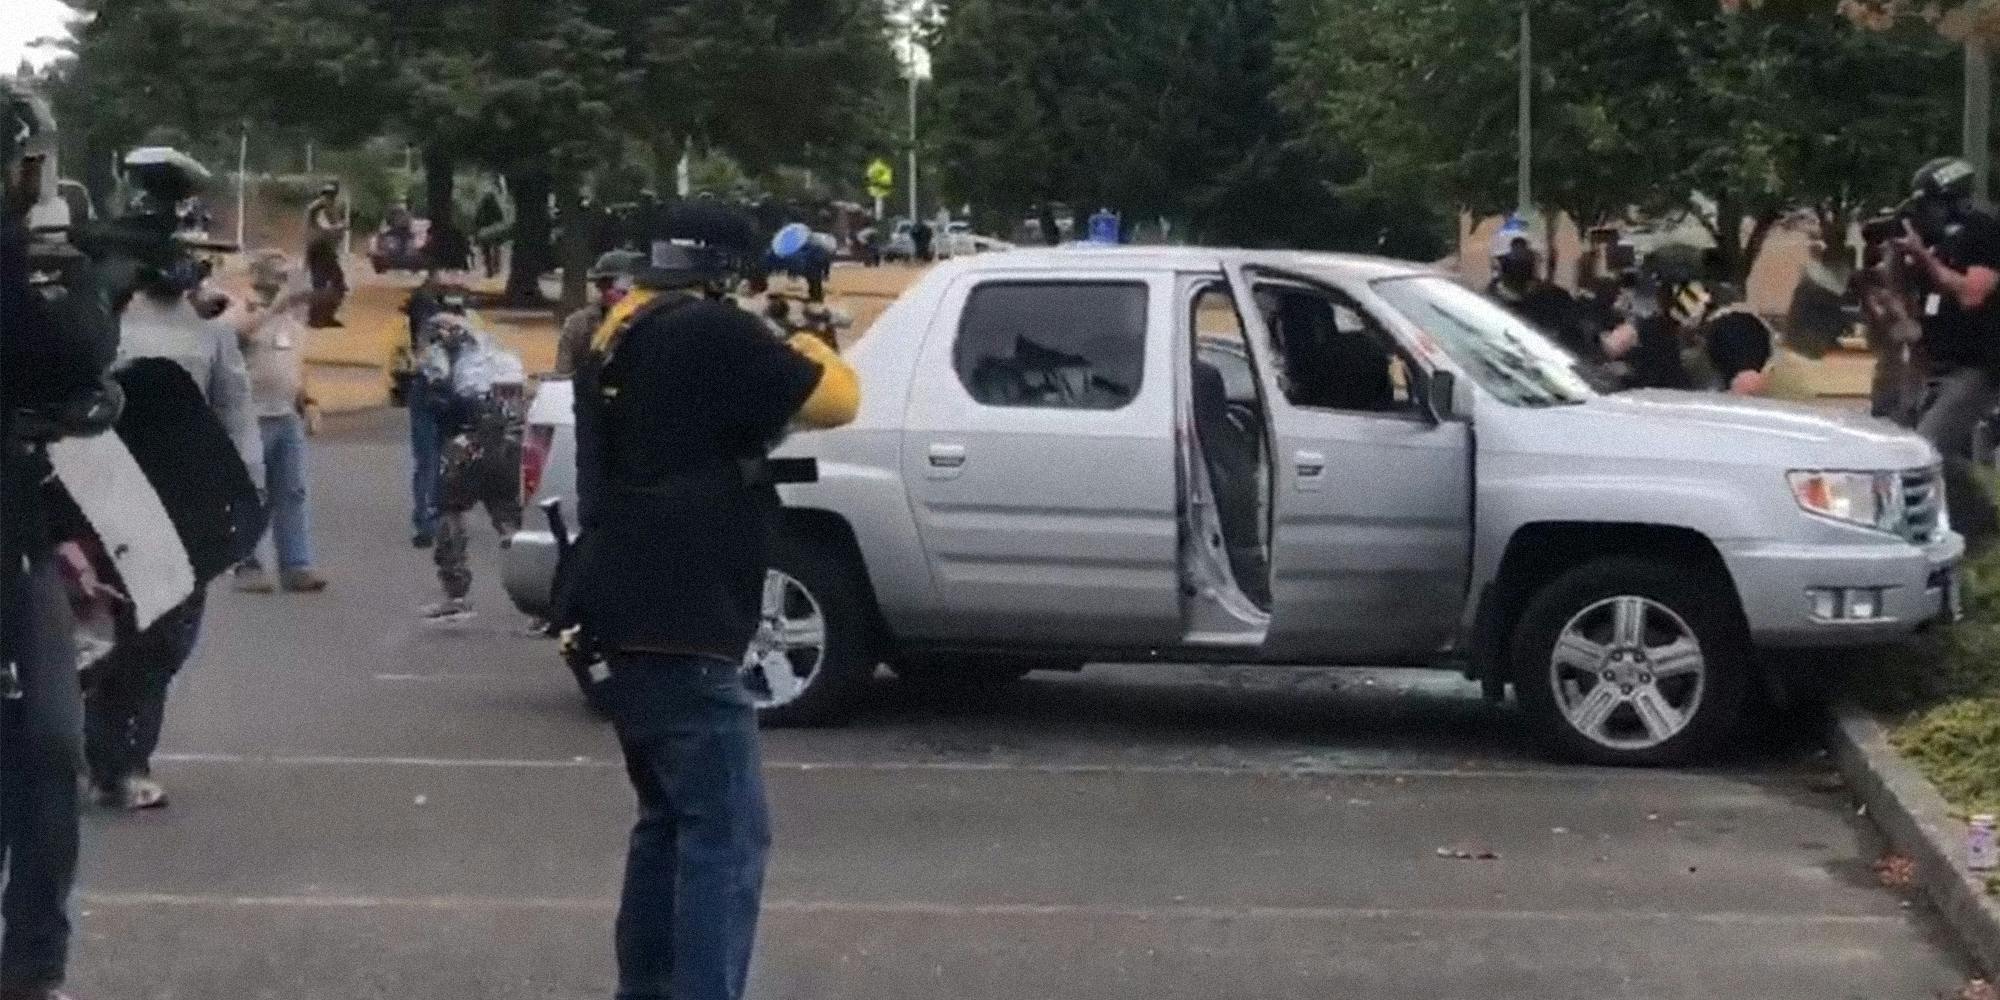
left=927, top=0, right=1449, bottom=253
left=1288, top=0, right=1957, bottom=281
left=46, top=0, right=896, bottom=308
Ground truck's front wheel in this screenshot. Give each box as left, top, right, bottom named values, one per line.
left=1512, top=557, right=1749, bottom=766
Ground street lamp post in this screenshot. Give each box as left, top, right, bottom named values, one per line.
left=907, top=71, right=919, bottom=223
left=1517, top=3, right=1532, bottom=216
left=235, top=124, right=249, bottom=251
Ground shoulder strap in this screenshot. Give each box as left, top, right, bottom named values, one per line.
left=590, top=290, right=700, bottom=360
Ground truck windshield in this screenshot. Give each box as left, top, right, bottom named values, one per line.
left=1370, top=275, right=1597, bottom=407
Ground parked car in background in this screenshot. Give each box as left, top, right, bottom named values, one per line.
left=884, top=219, right=917, bottom=262
left=509, top=247, right=1961, bottom=766
left=369, top=207, right=431, bottom=274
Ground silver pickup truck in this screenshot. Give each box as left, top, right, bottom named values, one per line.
left=508, top=248, right=1962, bottom=765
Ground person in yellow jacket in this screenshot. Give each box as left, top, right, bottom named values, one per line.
left=564, top=243, right=855, bottom=1000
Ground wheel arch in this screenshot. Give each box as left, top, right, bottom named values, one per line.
left=1472, top=522, right=1747, bottom=687
left=778, top=506, right=892, bottom=650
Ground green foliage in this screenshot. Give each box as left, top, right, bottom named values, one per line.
left=1893, top=697, right=2000, bottom=815
left=928, top=0, right=1450, bottom=253
left=1286, top=0, right=1958, bottom=278
left=1862, top=540, right=2000, bottom=815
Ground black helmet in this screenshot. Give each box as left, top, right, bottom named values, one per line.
left=1913, top=157, right=1978, bottom=201
left=637, top=241, right=714, bottom=290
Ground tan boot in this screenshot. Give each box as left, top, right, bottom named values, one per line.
left=232, top=563, right=276, bottom=594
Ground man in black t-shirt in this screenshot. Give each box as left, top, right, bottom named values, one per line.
left=566, top=245, right=858, bottom=1000
left=303, top=182, right=346, bottom=328
left=1896, top=158, right=2000, bottom=541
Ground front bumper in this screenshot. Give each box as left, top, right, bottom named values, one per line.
left=501, top=529, right=561, bottom=618
left=1722, top=530, right=1965, bottom=649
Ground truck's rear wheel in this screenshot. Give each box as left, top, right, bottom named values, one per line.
left=746, top=531, right=878, bottom=726
left=1512, top=557, right=1748, bottom=766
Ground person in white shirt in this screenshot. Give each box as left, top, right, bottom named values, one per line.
left=229, top=251, right=327, bottom=594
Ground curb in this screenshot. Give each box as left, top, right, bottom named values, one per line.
left=1826, top=699, right=2000, bottom=975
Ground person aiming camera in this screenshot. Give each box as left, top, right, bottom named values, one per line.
left=0, top=79, right=119, bottom=1000
left=1889, top=157, right=2000, bottom=543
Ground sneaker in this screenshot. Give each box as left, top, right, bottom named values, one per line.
left=122, top=776, right=168, bottom=810
left=233, top=564, right=276, bottom=594
left=280, top=568, right=328, bottom=593
left=91, top=776, right=167, bottom=810
left=412, top=532, right=435, bottom=549
left=420, top=598, right=476, bottom=624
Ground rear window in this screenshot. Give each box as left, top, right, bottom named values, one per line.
left=953, top=281, right=1148, bottom=410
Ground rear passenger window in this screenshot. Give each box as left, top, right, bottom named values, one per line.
left=954, top=282, right=1147, bottom=410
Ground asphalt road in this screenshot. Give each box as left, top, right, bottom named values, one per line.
left=65, top=409, right=1973, bottom=999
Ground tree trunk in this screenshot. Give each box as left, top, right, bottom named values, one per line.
left=1543, top=212, right=1561, bottom=284
left=1038, top=202, right=1061, bottom=246
left=1739, top=210, right=1781, bottom=286
left=555, top=178, right=590, bottom=317
left=1707, top=195, right=1744, bottom=285
left=423, top=147, right=456, bottom=229
left=422, top=147, right=468, bottom=271
left=503, top=165, right=553, bottom=305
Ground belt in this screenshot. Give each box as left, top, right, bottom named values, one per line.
left=609, top=457, right=816, bottom=496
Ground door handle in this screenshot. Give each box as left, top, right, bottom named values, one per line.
left=926, top=443, right=968, bottom=478
left=1294, top=450, right=1326, bottom=492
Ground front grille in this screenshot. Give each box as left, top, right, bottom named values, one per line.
left=1900, top=467, right=1944, bottom=544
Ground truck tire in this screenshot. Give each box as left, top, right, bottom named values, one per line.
left=750, top=530, right=879, bottom=727
left=1511, top=556, right=1749, bottom=766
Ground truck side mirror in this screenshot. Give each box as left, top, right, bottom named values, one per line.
left=1426, top=369, right=1463, bottom=423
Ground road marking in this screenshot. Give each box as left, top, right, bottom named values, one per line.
left=77, top=890, right=1906, bottom=927
left=150, top=751, right=1768, bottom=783
left=373, top=672, right=536, bottom=682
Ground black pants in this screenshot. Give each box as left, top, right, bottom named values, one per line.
left=0, top=559, right=82, bottom=992
left=83, top=590, right=205, bottom=791
left=306, top=241, right=346, bottom=327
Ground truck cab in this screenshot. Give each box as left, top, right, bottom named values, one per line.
left=510, top=248, right=1961, bottom=765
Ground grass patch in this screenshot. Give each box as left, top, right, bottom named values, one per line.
left=1859, top=542, right=2000, bottom=816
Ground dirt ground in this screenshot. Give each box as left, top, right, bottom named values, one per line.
left=214, top=256, right=932, bottom=413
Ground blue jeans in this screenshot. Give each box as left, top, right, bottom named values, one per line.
left=607, top=655, right=771, bottom=1000
left=252, top=413, right=315, bottom=570
left=1, top=560, right=82, bottom=992
left=409, top=402, right=441, bottom=539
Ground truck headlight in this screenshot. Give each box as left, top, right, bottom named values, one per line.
left=1788, top=470, right=1897, bottom=532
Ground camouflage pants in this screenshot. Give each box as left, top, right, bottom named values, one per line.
left=435, top=425, right=523, bottom=600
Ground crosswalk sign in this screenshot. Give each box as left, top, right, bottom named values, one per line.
left=866, top=159, right=894, bottom=200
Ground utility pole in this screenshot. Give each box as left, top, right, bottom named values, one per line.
left=235, top=125, right=248, bottom=250
left=1516, top=3, right=1532, bottom=216
left=907, top=71, right=920, bottom=222
left=1968, top=38, right=1992, bottom=205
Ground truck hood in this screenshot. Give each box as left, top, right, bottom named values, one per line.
left=1489, top=389, right=1939, bottom=471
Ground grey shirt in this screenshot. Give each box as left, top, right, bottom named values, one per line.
left=236, top=300, right=309, bottom=418
left=117, top=292, right=266, bottom=487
